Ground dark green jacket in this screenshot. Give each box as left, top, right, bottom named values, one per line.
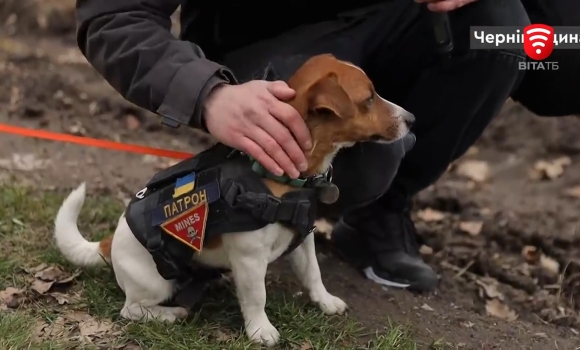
left=76, top=0, right=381, bottom=130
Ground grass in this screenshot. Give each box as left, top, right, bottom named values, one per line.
left=0, top=181, right=420, bottom=349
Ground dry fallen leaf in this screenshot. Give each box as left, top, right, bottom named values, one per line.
left=25, top=263, right=48, bottom=274
left=154, top=159, right=180, bottom=171
left=300, top=342, right=314, bottom=350
left=32, top=321, right=50, bottom=343
left=459, top=221, right=483, bottom=236
left=554, top=156, right=571, bottom=166
left=0, top=287, right=27, bottom=309
left=476, top=279, right=504, bottom=301
left=41, top=316, right=69, bottom=339
left=539, top=254, right=560, bottom=275
left=456, top=160, right=490, bottom=182
left=125, top=114, right=141, bottom=131
left=479, top=208, right=492, bottom=216
left=56, top=49, right=89, bottom=65
left=214, top=330, right=233, bottom=342
left=419, top=245, right=433, bottom=256
left=0, top=153, right=51, bottom=171
left=531, top=157, right=571, bottom=180
left=49, top=292, right=74, bottom=305
left=420, top=303, right=434, bottom=312
left=35, top=266, right=65, bottom=281
left=461, top=321, right=475, bottom=328
left=10, top=86, right=20, bottom=108
left=12, top=218, right=24, bottom=227
left=28, top=266, right=81, bottom=295
left=33, top=266, right=80, bottom=284
left=57, top=271, right=82, bottom=284
left=79, top=317, right=114, bottom=337
left=521, top=246, right=540, bottom=264
left=466, top=146, right=479, bottom=156
left=417, top=208, right=446, bottom=222
left=68, top=122, right=87, bottom=136
left=65, top=311, right=89, bottom=323
left=48, top=312, right=117, bottom=343
left=563, top=185, right=580, bottom=198
left=142, top=154, right=162, bottom=164
left=313, top=218, right=334, bottom=240
left=485, top=299, right=518, bottom=321
left=31, top=279, right=54, bottom=295
left=122, top=345, right=142, bottom=350
left=518, top=262, right=532, bottom=277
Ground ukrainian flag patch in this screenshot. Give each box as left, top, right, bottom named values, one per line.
left=173, top=172, right=196, bottom=198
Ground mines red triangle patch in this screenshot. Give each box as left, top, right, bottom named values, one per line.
left=160, top=201, right=208, bottom=252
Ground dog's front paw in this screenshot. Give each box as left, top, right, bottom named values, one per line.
left=171, top=307, right=190, bottom=320
left=155, top=306, right=189, bottom=323
left=312, top=292, right=348, bottom=315
left=246, top=320, right=280, bottom=347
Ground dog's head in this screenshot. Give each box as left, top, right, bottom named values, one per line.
left=288, top=54, right=414, bottom=174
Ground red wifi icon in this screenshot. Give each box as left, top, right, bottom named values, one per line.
left=523, top=24, right=554, bottom=61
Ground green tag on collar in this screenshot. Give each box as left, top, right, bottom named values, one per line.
left=250, top=159, right=308, bottom=188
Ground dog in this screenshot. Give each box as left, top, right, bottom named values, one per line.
left=53, top=54, right=414, bottom=347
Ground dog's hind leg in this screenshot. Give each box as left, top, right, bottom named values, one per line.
left=287, top=234, right=347, bottom=315
left=227, top=244, right=280, bottom=347
left=117, top=261, right=189, bottom=323
left=112, top=217, right=188, bottom=323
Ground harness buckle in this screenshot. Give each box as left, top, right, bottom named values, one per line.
left=292, top=200, right=311, bottom=228
left=261, top=195, right=281, bottom=222
left=234, top=192, right=281, bottom=223
left=250, top=193, right=281, bottom=222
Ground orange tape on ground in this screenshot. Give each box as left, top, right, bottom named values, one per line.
left=0, top=123, right=194, bottom=160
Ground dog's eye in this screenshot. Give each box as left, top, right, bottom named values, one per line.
left=365, top=95, right=374, bottom=106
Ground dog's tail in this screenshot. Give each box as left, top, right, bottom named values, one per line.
left=53, top=183, right=112, bottom=266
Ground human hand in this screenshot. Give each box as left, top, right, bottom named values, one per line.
left=415, top=0, right=477, bottom=12
left=203, top=80, right=312, bottom=179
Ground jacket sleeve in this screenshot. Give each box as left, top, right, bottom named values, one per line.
left=76, top=0, right=237, bottom=130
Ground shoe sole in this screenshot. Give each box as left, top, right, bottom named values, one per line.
left=332, top=221, right=438, bottom=292
left=364, top=266, right=440, bottom=292
left=362, top=266, right=411, bottom=288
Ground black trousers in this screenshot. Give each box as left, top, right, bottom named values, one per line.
left=222, top=0, right=576, bottom=216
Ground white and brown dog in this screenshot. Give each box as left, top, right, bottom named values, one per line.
left=53, top=54, right=413, bottom=347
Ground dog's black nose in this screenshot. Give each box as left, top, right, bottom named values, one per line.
left=403, top=112, right=415, bottom=129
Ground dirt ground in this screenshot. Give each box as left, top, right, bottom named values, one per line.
left=1, top=1, right=580, bottom=349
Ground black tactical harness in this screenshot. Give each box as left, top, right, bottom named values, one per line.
left=124, top=143, right=332, bottom=305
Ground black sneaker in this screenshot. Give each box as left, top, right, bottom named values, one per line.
left=331, top=200, right=439, bottom=292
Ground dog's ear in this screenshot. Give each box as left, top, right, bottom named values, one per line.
left=307, top=73, right=355, bottom=119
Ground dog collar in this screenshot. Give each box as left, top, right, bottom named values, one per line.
left=249, top=157, right=333, bottom=188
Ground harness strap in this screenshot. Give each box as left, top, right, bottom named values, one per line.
left=145, top=144, right=236, bottom=190
left=224, top=182, right=310, bottom=224
left=223, top=181, right=314, bottom=255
